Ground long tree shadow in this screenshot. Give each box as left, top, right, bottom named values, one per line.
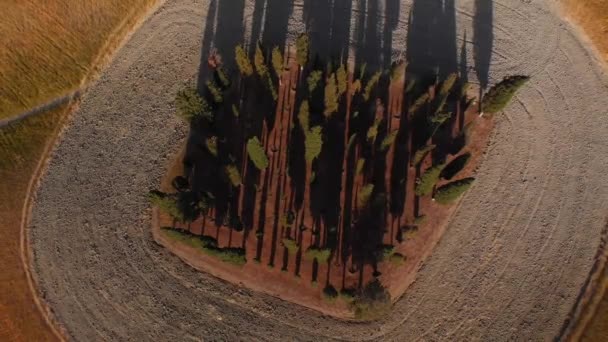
left=474, top=0, right=494, bottom=93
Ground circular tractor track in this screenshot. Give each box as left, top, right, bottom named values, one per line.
left=29, top=0, right=608, bottom=340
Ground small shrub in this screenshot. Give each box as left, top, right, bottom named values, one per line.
left=307, top=70, right=323, bottom=93
left=224, top=164, right=242, bottom=186
left=351, top=279, right=391, bottom=320
left=148, top=191, right=182, bottom=221
left=481, top=75, right=530, bottom=114
left=323, top=284, right=339, bottom=301
left=415, top=163, right=446, bottom=196
left=340, top=288, right=356, bottom=303
left=235, top=45, right=253, bottom=76
left=441, top=153, right=471, bottom=180
left=296, top=33, right=309, bottom=66
left=324, top=73, right=339, bottom=116
left=434, top=177, right=475, bottom=204
left=413, top=215, right=427, bottom=225
left=175, top=86, right=212, bottom=123
left=304, top=246, right=331, bottom=263
left=363, top=71, right=382, bottom=101
left=401, top=225, right=419, bottom=239
left=380, top=245, right=395, bottom=260
left=389, top=253, right=406, bottom=266
left=161, top=228, right=247, bottom=265
left=358, top=184, right=374, bottom=208
left=305, top=126, right=323, bottom=163
left=246, top=137, right=269, bottom=170
left=206, top=80, right=223, bottom=104
left=282, top=238, right=299, bottom=255
left=411, top=144, right=436, bottom=166
left=271, top=46, right=283, bottom=76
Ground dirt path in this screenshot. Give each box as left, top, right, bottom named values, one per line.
left=0, top=91, right=81, bottom=129
left=28, top=0, right=608, bottom=340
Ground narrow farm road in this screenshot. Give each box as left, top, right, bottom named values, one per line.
left=0, top=91, right=81, bottom=129
left=28, top=0, right=608, bottom=341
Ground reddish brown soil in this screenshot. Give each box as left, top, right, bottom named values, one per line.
left=155, top=51, right=494, bottom=318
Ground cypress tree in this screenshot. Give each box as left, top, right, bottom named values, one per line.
left=235, top=45, right=253, bottom=76
left=271, top=46, right=283, bottom=77
left=296, top=33, right=309, bottom=67
left=434, top=177, right=475, bottom=204
left=246, top=137, right=269, bottom=170
left=415, top=163, right=446, bottom=196
left=305, top=126, right=323, bottom=163
left=175, top=86, right=212, bottom=123
left=481, top=75, right=530, bottom=114
left=324, top=73, right=339, bottom=116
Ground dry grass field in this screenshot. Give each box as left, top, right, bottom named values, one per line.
left=0, top=1, right=157, bottom=340
left=0, top=0, right=157, bottom=120
left=0, top=106, right=69, bottom=341
left=563, top=2, right=608, bottom=340
left=563, top=0, right=608, bottom=62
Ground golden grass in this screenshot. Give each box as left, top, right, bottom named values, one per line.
left=0, top=1, right=157, bottom=340
left=565, top=2, right=608, bottom=340
left=581, top=280, right=608, bottom=341
left=563, top=0, right=608, bottom=62
left=0, top=105, right=69, bottom=342
left=0, top=0, right=157, bottom=119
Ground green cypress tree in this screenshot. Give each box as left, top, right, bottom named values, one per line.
left=224, top=164, right=242, bottom=186
left=235, top=45, right=253, bottom=76
left=246, top=137, right=269, bottom=170
left=307, top=70, right=323, bottom=93
left=411, top=144, right=436, bottom=166
left=363, top=71, right=382, bottom=101
left=175, top=86, right=212, bottom=123
left=305, top=126, right=323, bottom=163
left=481, top=75, right=530, bottom=114
left=271, top=46, right=283, bottom=76
left=434, top=177, right=475, bottom=204
left=296, top=33, right=309, bottom=67
left=298, top=100, right=310, bottom=132
left=324, top=73, right=339, bottom=116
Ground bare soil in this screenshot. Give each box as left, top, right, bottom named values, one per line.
left=28, top=0, right=608, bottom=340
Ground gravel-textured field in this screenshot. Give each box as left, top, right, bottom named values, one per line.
left=29, top=0, right=608, bottom=340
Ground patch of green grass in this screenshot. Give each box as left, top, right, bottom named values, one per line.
left=161, top=227, right=246, bottom=266
left=389, top=253, right=406, bottom=266
left=351, top=279, right=391, bottom=320
left=323, top=284, right=339, bottom=302
left=304, top=246, right=331, bottom=263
